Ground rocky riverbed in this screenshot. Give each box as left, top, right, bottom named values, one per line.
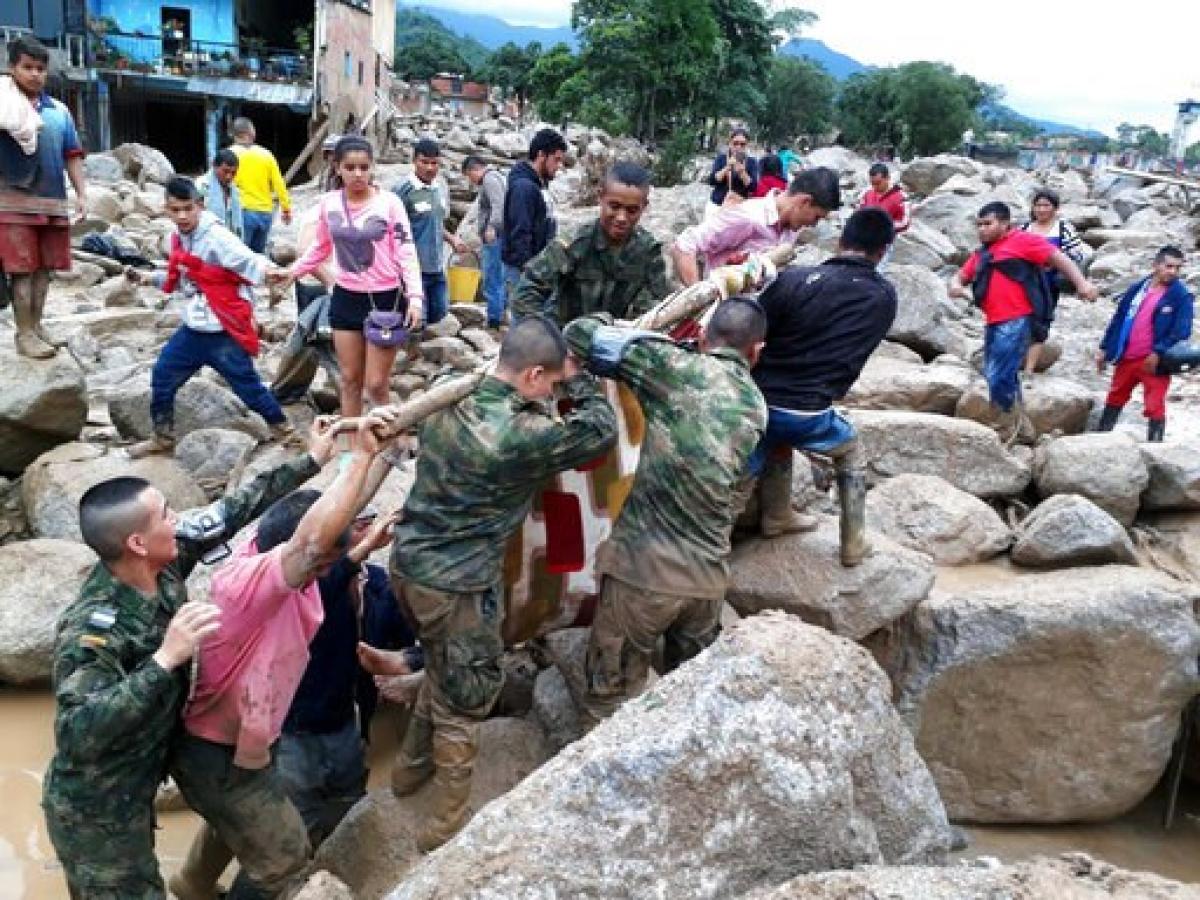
left=2, top=122, right=1200, bottom=898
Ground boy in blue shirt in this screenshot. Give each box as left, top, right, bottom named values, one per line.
left=0, top=36, right=87, bottom=359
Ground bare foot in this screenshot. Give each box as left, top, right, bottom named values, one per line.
left=377, top=672, right=424, bottom=705
left=357, top=641, right=413, bottom=677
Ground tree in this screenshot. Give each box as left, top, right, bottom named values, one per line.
left=756, top=56, right=834, bottom=145
left=482, top=42, right=542, bottom=118
left=1185, top=141, right=1200, bottom=165
left=393, top=9, right=489, bottom=79
left=837, top=62, right=984, bottom=156
left=528, top=43, right=585, bottom=125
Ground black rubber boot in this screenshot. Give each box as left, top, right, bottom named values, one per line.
left=1096, top=405, right=1122, bottom=432
left=1148, top=419, right=1166, bottom=443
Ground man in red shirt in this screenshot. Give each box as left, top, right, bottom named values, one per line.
left=950, top=201, right=1097, bottom=441
left=861, top=163, right=909, bottom=234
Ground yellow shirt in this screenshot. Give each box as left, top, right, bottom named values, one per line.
left=230, top=143, right=291, bottom=214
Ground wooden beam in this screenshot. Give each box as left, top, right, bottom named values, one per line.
left=284, top=120, right=331, bottom=186
left=1105, top=166, right=1200, bottom=190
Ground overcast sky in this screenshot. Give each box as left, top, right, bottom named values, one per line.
left=417, top=0, right=1200, bottom=138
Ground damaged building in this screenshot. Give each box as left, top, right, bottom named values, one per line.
left=1, top=0, right=395, bottom=174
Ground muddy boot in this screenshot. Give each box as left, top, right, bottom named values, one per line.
left=127, top=430, right=176, bottom=459
left=167, top=823, right=233, bottom=900
left=416, top=731, right=477, bottom=853
left=1096, top=404, right=1121, bottom=432
left=836, top=468, right=869, bottom=567
left=1148, top=418, right=1166, bottom=443
left=759, top=453, right=818, bottom=537
left=391, top=713, right=435, bottom=797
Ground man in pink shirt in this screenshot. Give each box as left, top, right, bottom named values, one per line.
left=671, top=167, right=841, bottom=285
left=1096, top=246, right=1193, bottom=441
left=169, top=415, right=391, bottom=899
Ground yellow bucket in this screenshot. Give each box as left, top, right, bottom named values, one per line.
left=447, top=251, right=483, bottom=304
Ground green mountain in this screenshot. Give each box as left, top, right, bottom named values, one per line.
left=394, top=8, right=492, bottom=78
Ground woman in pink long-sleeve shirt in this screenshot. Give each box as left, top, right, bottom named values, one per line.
left=285, top=136, right=424, bottom=416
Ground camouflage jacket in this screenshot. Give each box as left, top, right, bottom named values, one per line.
left=565, top=317, right=767, bottom=598
left=42, top=453, right=321, bottom=822
left=512, top=219, right=670, bottom=325
left=392, top=374, right=618, bottom=593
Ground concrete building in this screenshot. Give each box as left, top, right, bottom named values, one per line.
left=1, top=0, right=396, bottom=175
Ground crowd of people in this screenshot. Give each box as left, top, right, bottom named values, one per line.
left=1, top=34, right=1196, bottom=899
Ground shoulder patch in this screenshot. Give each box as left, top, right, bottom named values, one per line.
left=86, top=608, right=117, bottom=631
left=80, top=634, right=108, bottom=650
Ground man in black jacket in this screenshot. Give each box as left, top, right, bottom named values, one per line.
left=501, top=128, right=568, bottom=292
left=749, top=208, right=898, bottom=566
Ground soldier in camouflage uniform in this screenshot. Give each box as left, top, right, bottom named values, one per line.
left=562, top=300, right=768, bottom=722
left=387, top=315, right=618, bottom=851
left=512, top=162, right=670, bottom=325
left=41, top=421, right=336, bottom=899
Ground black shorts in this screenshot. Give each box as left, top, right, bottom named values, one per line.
left=329, top=285, right=405, bottom=332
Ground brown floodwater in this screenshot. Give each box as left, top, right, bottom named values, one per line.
left=4, top=676, right=1199, bottom=898
left=0, top=688, right=401, bottom=900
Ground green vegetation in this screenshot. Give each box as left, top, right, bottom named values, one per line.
left=393, top=9, right=491, bottom=79
left=756, top=57, right=835, bottom=146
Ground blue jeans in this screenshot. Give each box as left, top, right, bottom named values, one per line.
left=984, top=316, right=1031, bottom=412
left=242, top=210, right=273, bottom=253
left=480, top=240, right=507, bottom=326
left=151, top=327, right=285, bottom=431
left=275, top=721, right=367, bottom=846
left=422, top=271, right=448, bottom=324
left=749, top=407, right=858, bottom=476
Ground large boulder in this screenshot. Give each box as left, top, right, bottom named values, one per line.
left=1011, top=494, right=1136, bottom=568
left=1141, top=443, right=1200, bottom=510
left=851, top=410, right=1032, bottom=499
left=911, top=191, right=979, bottom=256
left=0, top=538, right=97, bottom=684
left=0, top=347, right=88, bottom=473
left=174, top=428, right=258, bottom=488
left=292, top=872, right=355, bottom=900
left=22, top=442, right=206, bottom=541
left=82, top=152, right=125, bottom=184
left=111, top=142, right=175, bottom=185
left=954, top=376, right=1094, bottom=439
left=388, top=614, right=952, bottom=900
left=758, top=854, right=1200, bottom=900
left=901, top=155, right=982, bottom=196
left=846, top=357, right=970, bottom=415
left=728, top=521, right=935, bottom=639
left=1034, top=432, right=1149, bottom=525
left=108, top=376, right=272, bottom=443
left=884, top=265, right=966, bottom=360
left=865, top=474, right=1012, bottom=565
left=315, top=717, right=548, bottom=900
left=872, top=567, right=1200, bottom=823
left=890, top=219, right=958, bottom=268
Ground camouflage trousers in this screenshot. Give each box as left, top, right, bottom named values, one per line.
left=391, top=578, right=506, bottom=785
left=169, top=733, right=311, bottom=900
left=583, top=575, right=724, bottom=722
left=43, top=802, right=165, bottom=899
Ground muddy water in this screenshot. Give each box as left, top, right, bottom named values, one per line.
left=0, top=689, right=400, bottom=900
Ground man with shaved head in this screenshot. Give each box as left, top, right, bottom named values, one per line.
left=41, top=420, right=339, bottom=899
left=371, top=315, right=618, bottom=851
left=563, top=299, right=768, bottom=723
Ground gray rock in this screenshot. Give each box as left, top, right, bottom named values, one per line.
left=728, top=520, right=935, bottom=639
left=851, top=410, right=1032, bottom=498
left=389, top=613, right=952, bottom=900
left=83, top=152, right=125, bottom=184
left=0, top=347, right=87, bottom=473
left=912, top=191, right=980, bottom=255
left=483, top=131, right=527, bottom=159
left=174, top=428, right=258, bottom=484
left=315, top=717, right=548, bottom=900
left=1034, top=432, right=1149, bottom=525
left=1011, top=494, right=1135, bottom=568
left=871, top=568, right=1200, bottom=823
left=900, top=155, right=983, bottom=195
left=90, top=274, right=140, bottom=308
left=954, top=376, right=1094, bottom=439
left=1141, top=443, right=1200, bottom=510
left=448, top=303, right=487, bottom=328
left=419, top=336, right=479, bottom=369
left=422, top=312, right=461, bottom=339
left=890, top=219, right=958, bottom=268
left=0, top=538, right=97, bottom=684
left=22, top=442, right=206, bottom=541
left=111, top=142, right=176, bottom=185
left=532, top=666, right=585, bottom=753
left=459, top=327, right=498, bottom=355
left=885, top=265, right=967, bottom=360
left=108, top=376, right=271, bottom=443
left=293, top=871, right=355, bottom=900
left=865, top=474, right=1011, bottom=565
left=847, top=357, right=970, bottom=415
left=758, top=854, right=1200, bottom=899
